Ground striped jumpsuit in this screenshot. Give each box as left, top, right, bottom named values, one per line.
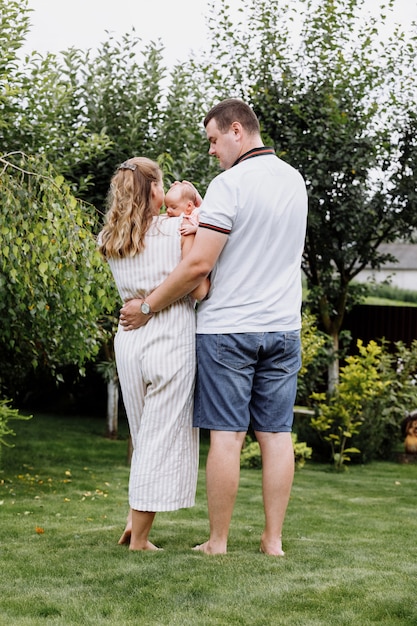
left=108, top=216, right=199, bottom=512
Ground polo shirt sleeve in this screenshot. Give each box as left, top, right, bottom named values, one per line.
left=198, top=175, right=236, bottom=235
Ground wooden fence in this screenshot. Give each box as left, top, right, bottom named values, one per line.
left=342, top=304, right=417, bottom=350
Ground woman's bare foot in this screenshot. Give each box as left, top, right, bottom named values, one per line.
left=118, top=526, right=132, bottom=545
left=129, top=540, right=162, bottom=552
left=192, top=540, right=227, bottom=555
left=260, top=537, right=285, bottom=556
left=118, top=509, right=132, bottom=545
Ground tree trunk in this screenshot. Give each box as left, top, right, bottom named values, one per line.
left=106, top=375, right=119, bottom=439
left=327, top=332, right=339, bottom=394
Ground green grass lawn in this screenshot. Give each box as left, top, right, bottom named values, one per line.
left=1, top=412, right=417, bottom=625
left=364, top=296, right=417, bottom=307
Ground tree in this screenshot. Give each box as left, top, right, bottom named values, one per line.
left=17, top=20, right=217, bottom=210
left=2, top=0, right=211, bottom=430
left=0, top=0, right=118, bottom=404
left=0, top=152, right=117, bottom=398
left=200, top=0, right=417, bottom=387
left=6, top=1, right=171, bottom=214
left=56, top=33, right=168, bottom=211
left=2, top=1, right=111, bottom=195
left=156, top=60, right=219, bottom=190
left=0, top=0, right=30, bottom=125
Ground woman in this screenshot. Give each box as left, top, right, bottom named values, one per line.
left=98, top=157, right=208, bottom=550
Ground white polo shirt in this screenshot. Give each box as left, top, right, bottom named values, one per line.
left=196, top=148, right=308, bottom=334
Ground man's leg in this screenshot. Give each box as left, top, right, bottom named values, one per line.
left=194, top=430, right=246, bottom=554
left=255, top=431, right=294, bottom=556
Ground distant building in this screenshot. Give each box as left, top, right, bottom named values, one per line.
left=355, top=243, right=417, bottom=292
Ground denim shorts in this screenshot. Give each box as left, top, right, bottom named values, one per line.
left=193, top=331, right=301, bottom=432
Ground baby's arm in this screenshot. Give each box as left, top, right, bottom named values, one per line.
left=180, top=218, right=198, bottom=236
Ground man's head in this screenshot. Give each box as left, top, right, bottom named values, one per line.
left=164, top=181, right=198, bottom=217
left=203, top=98, right=262, bottom=170
left=204, top=98, right=260, bottom=134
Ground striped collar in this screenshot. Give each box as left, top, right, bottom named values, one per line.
left=232, top=146, right=276, bottom=167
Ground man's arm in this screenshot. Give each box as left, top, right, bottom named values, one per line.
left=119, top=228, right=227, bottom=330
left=181, top=231, right=210, bottom=302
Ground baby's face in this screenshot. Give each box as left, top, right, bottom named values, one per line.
left=164, top=185, right=194, bottom=217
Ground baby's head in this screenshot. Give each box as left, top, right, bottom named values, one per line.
left=165, top=181, right=198, bottom=217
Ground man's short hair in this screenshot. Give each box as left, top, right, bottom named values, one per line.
left=204, top=98, right=260, bottom=135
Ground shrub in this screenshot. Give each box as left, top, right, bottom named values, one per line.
left=296, top=309, right=328, bottom=405
left=310, top=340, right=390, bottom=470
left=0, top=399, right=32, bottom=466
left=240, top=434, right=312, bottom=470
left=355, top=340, right=417, bottom=462
left=309, top=339, right=417, bottom=468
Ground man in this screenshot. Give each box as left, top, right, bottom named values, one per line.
left=120, top=98, right=308, bottom=556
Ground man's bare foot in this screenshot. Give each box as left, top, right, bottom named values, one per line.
left=129, top=540, right=162, bottom=552
left=192, top=540, right=227, bottom=555
left=259, top=538, right=285, bottom=556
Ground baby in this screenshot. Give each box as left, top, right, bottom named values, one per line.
left=164, top=181, right=202, bottom=236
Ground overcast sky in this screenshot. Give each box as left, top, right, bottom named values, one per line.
left=22, top=0, right=209, bottom=64
left=23, top=0, right=416, bottom=65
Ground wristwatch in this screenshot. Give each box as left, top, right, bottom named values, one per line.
left=141, top=301, right=152, bottom=315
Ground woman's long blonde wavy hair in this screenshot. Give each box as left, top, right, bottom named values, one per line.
left=98, top=157, right=162, bottom=259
